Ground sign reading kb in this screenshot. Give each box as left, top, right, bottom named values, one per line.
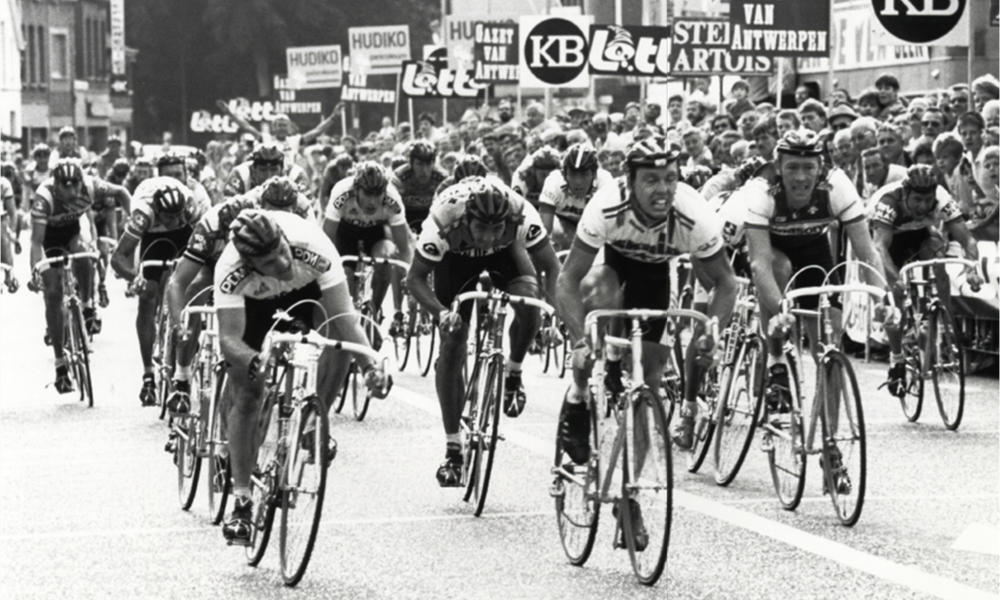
left=400, top=61, right=486, bottom=98
left=872, top=0, right=966, bottom=44
left=520, top=15, right=593, bottom=88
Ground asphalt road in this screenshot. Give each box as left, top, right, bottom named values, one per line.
left=1, top=273, right=997, bottom=600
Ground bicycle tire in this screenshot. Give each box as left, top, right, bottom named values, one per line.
left=622, top=387, right=672, bottom=586
left=175, top=415, right=201, bottom=510
left=713, top=334, right=765, bottom=487
left=352, top=366, right=372, bottom=422
left=70, top=303, right=94, bottom=407
left=417, top=312, right=437, bottom=378
left=333, top=361, right=351, bottom=414
left=899, top=326, right=924, bottom=423
left=553, top=395, right=600, bottom=566
left=155, top=302, right=172, bottom=420
left=929, top=306, right=965, bottom=431
left=245, top=387, right=281, bottom=566
left=765, top=353, right=806, bottom=511
left=559, top=327, right=571, bottom=379
left=686, top=365, right=719, bottom=473
left=819, top=350, right=866, bottom=527
left=280, top=395, right=329, bottom=586
left=207, top=368, right=230, bottom=525
left=395, top=298, right=415, bottom=371
left=471, top=356, right=504, bottom=517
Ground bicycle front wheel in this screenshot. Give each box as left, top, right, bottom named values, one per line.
left=929, top=306, right=965, bottom=430
left=333, top=360, right=352, bottom=414
left=245, top=389, right=280, bottom=566
left=765, top=353, right=806, bottom=511
left=351, top=363, right=372, bottom=422
left=416, top=311, right=437, bottom=377
left=70, top=303, right=95, bottom=407
left=713, top=334, right=765, bottom=486
left=553, top=397, right=600, bottom=566
left=207, top=369, right=230, bottom=525
left=175, top=415, right=201, bottom=510
left=820, top=350, right=866, bottom=527
left=280, top=395, right=329, bottom=586
left=686, top=366, right=719, bottom=473
left=899, top=331, right=924, bottom=422
left=465, top=356, right=504, bottom=517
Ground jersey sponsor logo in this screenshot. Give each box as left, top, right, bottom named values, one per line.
left=253, top=280, right=271, bottom=296
left=32, top=199, right=49, bottom=216
left=219, top=266, right=251, bottom=294
left=723, top=221, right=738, bottom=240
left=291, top=246, right=332, bottom=272
left=422, top=242, right=441, bottom=256
left=872, top=202, right=896, bottom=224
left=332, top=193, right=349, bottom=210
left=382, top=196, right=402, bottom=214
left=695, top=236, right=720, bottom=254
left=526, top=224, right=543, bottom=241
left=187, top=231, right=209, bottom=255
left=129, top=210, right=151, bottom=232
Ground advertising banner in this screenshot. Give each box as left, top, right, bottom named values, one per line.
left=519, top=15, right=594, bottom=88
left=668, top=19, right=775, bottom=76
left=446, top=16, right=517, bottom=71
left=728, top=0, right=831, bottom=57
left=587, top=25, right=671, bottom=77
left=400, top=61, right=486, bottom=98
left=473, top=22, right=519, bottom=83
left=110, top=0, right=126, bottom=76
left=871, top=0, right=970, bottom=46
left=285, top=45, right=343, bottom=90
left=349, top=25, right=411, bottom=75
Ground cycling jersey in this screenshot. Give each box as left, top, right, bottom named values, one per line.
left=511, top=166, right=547, bottom=207
left=539, top=168, right=615, bottom=224
left=391, top=163, right=448, bottom=219
left=184, top=188, right=313, bottom=267
left=576, top=179, right=723, bottom=263
left=31, top=175, right=120, bottom=228
left=214, top=211, right=345, bottom=310
left=325, top=178, right=407, bottom=230
left=1, top=177, right=12, bottom=217
left=124, top=176, right=208, bottom=237
left=743, top=168, right=865, bottom=249
left=868, top=181, right=962, bottom=234
left=223, top=161, right=309, bottom=198
left=713, top=188, right=750, bottom=248
left=416, top=182, right=546, bottom=261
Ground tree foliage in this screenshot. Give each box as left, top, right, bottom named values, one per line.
left=127, top=0, right=438, bottom=142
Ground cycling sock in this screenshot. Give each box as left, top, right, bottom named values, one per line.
left=890, top=352, right=904, bottom=366
left=233, top=487, right=251, bottom=501
left=766, top=353, right=788, bottom=368
left=507, top=359, right=522, bottom=373
left=446, top=433, right=461, bottom=447
left=175, top=365, right=191, bottom=381
left=143, top=366, right=155, bottom=377
left=445, top=441, right=461, bottom=458
left=142, top=371, right=155, bottom=381
left=54, top=356, right=67, bottom=368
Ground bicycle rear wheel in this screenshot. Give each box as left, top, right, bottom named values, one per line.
left=553, top=396, right=600, bottom=566
left=465, top=356, right=504, bottom=517
left=929, top=306, right=965, bottom=431
left=820, top=350, right=866, bottom=527
left=280, top=395, right=329, bottom=586
left=207, top=369, right=230, bottom=525
left=622, top=388, right=672, bottom=586
left=686, top=366, right=718, bottom=473
left=175, top=415, right=201, bottom=510
left=245, top=388, right=280, bottom=566
left=713, top=334, right=765, bottom=487
left=899, top=330, right=924, bottom=422
left=765, top=353, right=806, bottom=511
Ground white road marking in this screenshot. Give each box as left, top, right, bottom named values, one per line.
left=952, top=523, right=1000, bottom=556
left=391, top=386, right=1000, bottom=600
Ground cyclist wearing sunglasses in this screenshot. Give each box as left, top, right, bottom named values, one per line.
left=223, top=143, right=309, bottom=199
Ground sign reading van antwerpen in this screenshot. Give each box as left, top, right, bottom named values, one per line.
left=285, top=45, right=343, bottom=89
left=472, top=22, right=519, bottom=82
left=728, top=0, right=830, bottom=57
left=349, top=25, right=411, bottom=75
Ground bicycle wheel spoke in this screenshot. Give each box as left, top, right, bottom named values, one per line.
left=766, top=353, right=806, bottom=511
left=931, top=307, right=965, bottom=431
left=245, top=397, right=280, bottom=566
left=714, top=335, right=764, bottom=486
left=899, top=333, right=924, bottom=422
left=821, top=351, right=866, bottom=527
left=280, top=396, right=328, bottom=586
left=175, top=416, right=201, bottom=510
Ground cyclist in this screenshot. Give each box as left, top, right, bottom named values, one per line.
left=511, top=146, right=562, bottom=209
left=1, top=174, right=16, bottom=292
left=870, top=164, right=983, bottom=397
left=405, top=177, right=561, bottom=486
left=538, top=143, right=615, bottom=249
left=223, top=143, right=309, bottom=199
left=390, top=140, right=448, bottom=233
left=110, top=177, right=208, bottom=406
left=319, top=153, right=355, bottom=213
left=555, top=137, right=737, bottom=460
left=323, top=161, right=413, bottom=338
left=742, top=129, right=885, bottom=416
left=124, top=157, right=155, bottom=194
left=435, top=154, right=490, bottom=195
left=157, top=153, right=213, bottom=209
left=163, top=176, right=314, bottom=420
left=30, top=159, right=131, bottom=391
left=215, top=210, right=389, bottom=545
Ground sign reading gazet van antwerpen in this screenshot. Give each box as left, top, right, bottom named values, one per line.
left=587, top=25, right=671, bottom=77
left=728, top=0, right=830, bottom=57
left=668, top=19, right=774, bottom=75
left=472, top=22, right=519, bottom=82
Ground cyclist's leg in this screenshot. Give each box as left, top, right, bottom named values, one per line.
left=370, top=237, right=396, bottom=314
left=72, top=214, right=95, bottom=309
left=885, top=232, right=929, bottom=394
left=222, top=370, right=265, bottom=539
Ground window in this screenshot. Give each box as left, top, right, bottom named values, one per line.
left=51, top=30, right=68, bottom=80
left=39, top=26, right=46, bottom=84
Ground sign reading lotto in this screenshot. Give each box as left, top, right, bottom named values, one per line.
left=349, top=25, right=411, bottom=75
left=285, top=45, right=342, bottom=90
left=588, top=25, right=671, bottom=77
left=871, top=0, right=969, bottom=46
left=473, top=22, right=519, bottom=82
left=519, top=15, right=593, bottom=88
left=400, top=61, right=486, bottom=98
left=728, top=0, right=830, bottom=57
left=669, top=19, right=774, bottom=75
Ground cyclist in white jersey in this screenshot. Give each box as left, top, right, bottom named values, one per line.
left=556, top=137, right=738, bottom=459
left=539, top=143, right=615, bottom=249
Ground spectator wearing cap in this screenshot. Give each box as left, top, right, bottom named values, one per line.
left=828, top=104, right=859, bottom=132
left=799, top=99, right=827, bottom=133
left=875, top=73, right=907, bottom=121
left=50, top=126, right=82, bottom=163
left=608, top=112, right=624, bottom=135
left=972, top=74, right=1000, bottom=113
left=727, top=80, right=755, bottom=121
left=860, top=147, right=906, bottom=204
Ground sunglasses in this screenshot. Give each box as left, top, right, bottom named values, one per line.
left=57, top=178, right=82, bottom=186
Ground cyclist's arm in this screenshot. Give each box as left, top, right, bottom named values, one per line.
left=944, top=217, right=980, bottom=264
left=691, top=246, right=737, bottom=329
left=871, top=226, right=899, bottom=288
left=217, top=306, right=259, bottom=378
left=217, top=100, right=262, bottom=139
left=528, top=236, right=561, bottom=304
left=108, top=183, right=131, bottom=215
left=388, top=222, right=413, bottom=264
left=843, top=219, right=885, bottom=286
left=555, top=237, right=599, bottom=344
left=111, top=230, right=140, bottom=282
left=317, top=280, right=378, bottom=369
left=29, top=220, right=46, bottom=272
left=744, top=226, right=782, bottom=319
left=166, top=257, right=202, bottom=329
left=322, top=218, right=339, bottom=246
left=538, top=203, right=555, bottom=236
left=405, top=254, right=447, bottom=316
left=300, top=104, right=343, bottom=145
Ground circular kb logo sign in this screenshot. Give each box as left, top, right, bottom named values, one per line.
left=872, top=0, right=966, bottom=44
left=524, top=18, right=589, bottom=86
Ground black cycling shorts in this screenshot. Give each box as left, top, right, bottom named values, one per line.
left=770, top=234, right=839, bottom=311
left=140, top=226, right=193, bottom=281
left=42, top=220, right=83, bottom=262
left=407, top=209, right=430, bottom=235
left=334, top=222, right=388, bottom=270
left=434, top=246, right=536, bottom=323
left=242, top=281, right=322, bottom=352
left=603, top=245, right=671, bottom=343
left=888, top=228, right=933, bottom=269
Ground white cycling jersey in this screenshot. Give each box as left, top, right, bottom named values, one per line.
left=538, top=168, right=615, bottom=224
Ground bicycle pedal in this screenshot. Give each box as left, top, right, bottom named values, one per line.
left=496, top=433, right=505, bottom=442
left=548, top=479, right=565, bottom=498
left=759, top=433, right=773, bottom=453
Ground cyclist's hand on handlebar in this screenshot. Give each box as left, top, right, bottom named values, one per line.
left=5, top=275, right=18, bottom=294
left=364, top=364, right=392, bottom=399
left=766, top=313, right=796, bottom=339
left=692, top=332, right=717, bottom=369
left=126, top=276, right=146, bottom=297
left=27, top=269, right=42, bottom=293
left=967, top=271, right=984, bottom=293
left=438, top=309, right=462, bottom=334
left=874, top=304, right=902, bottom=329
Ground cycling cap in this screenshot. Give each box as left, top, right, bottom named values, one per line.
left=152, top=183, right=187, bottom=215
left=563, top=143, right=599, bottom=173
left=251, top=143, right=284, bottom=167
left=230, top=209, right=283, bottom=257
left=408, top=140, right=437, bottom=163
left=52, top=159, right=84, bottom=185
left=464, top=177, right=511, bottom=225
left=58, top=126, right=76, bottom=139
left=32, top=143, right=51, bottom=156
left=135, top=157, right=154, bottom=167
left=112, top=158, right=131, bottom=175
left=775, top=129, right=824, bottom=157
left=904, top=164, right=938, bottom=194
left=625, top=136, right=678, bottom=169
left=354, top=161, right=389, bottom=194
left=531, top=147, right=562, bottom=170
left=107, top=135, right=122, bottom=145
left=260, top=176, right=298, bottom=208
left=156, top=152, right=186, bottom=168
left=453, top=154, right=488, bottom=181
